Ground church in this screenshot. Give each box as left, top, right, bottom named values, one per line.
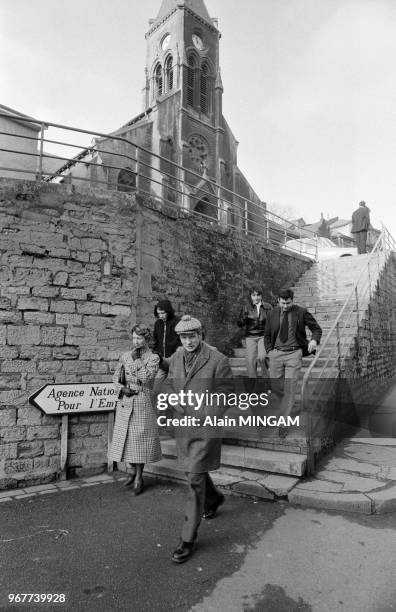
left=54, top=0, right=265, bottom=232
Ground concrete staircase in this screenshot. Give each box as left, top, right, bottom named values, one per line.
left=146, top=253, right=387, bottom=494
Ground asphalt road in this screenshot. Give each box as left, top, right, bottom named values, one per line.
left=0, top=478, right=282, bottom=612
left=1, top=477, right=395, bottom=612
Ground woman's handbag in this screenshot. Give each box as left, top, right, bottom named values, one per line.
left=118, top=364, right=126, bottom=399
left=117, top=364, right=138, bottom=399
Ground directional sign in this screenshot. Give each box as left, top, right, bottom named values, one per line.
left=29, top=383, right=119, bottom=415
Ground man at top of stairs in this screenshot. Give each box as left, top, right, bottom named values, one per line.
left=351, top=200, right=371, bottom=255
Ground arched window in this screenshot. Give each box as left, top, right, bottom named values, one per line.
left=117, top=167, right=136, bottom=193
left=187, top=55, right=196, bottom=107
left=194, top=196, right=217, bottom=220
left=154, top=64, right=163, bottom=97
left=165, top=55, right=173, bottom=92
left=200, top=62, right=210, bottom=114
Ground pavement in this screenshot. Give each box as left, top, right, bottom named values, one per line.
left=288, top=381, right=396, bottom=515
left=1, top=386, right=395, bottom=517
left=1, top=472, right=396, bottom=612
left=145, top=382, right=396, bottom=516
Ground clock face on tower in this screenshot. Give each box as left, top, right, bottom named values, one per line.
left=161, top=34, right=171, bottom=51
left=192, top=34, right=204, bottom=50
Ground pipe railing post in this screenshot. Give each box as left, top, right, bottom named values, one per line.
left=37, top=123, right=46, bottom=182
left=244, top=201, right=248, bottom=236
left=354, top=286, right=360, bottom=356
left=305, top=380, right=315, bottom=476
left=265, top=217, right=270, bottom=243
left=367, top=260, right=372, bottom=298
left=336, top=321, right=342, bottom=372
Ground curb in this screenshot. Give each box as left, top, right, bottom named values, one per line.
left=0, top=473, right=117, bottom=504
left=1, top=470, right=396, bottom=515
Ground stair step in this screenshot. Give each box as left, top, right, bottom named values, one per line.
left=160, top=438, right=306, bottom=477
left=224, top=250, right=388, bottom=477
left=229, top=357, right=246, bottom=367
left=145, top=458, right=301, bottom=499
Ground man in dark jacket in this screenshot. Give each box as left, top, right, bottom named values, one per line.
left=264, top=288, right=322, bottom=436
left=351, top=201, right=371, bottom=254
left=162, top=315, right=233, bottom=564
left=237, top=287, right=272, bottom=379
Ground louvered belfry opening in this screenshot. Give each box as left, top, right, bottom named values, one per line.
left=187, top=55, right=196, bottom=107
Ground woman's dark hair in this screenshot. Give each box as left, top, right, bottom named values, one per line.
left=249, top=286, right=263, bottom=296
left=278, top=288, right=294, bottom=300
left=154, top=299, right=175, bottom=318
left=131, top=324, right=151, bottom=342
left=248, top=286, right=263, bottom=305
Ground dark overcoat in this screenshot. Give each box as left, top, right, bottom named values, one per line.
left=163, top=342, right=234, bottom=473
left=109, top=348, right=162, bottom=464
left=351, top=205, right=370, bottom=233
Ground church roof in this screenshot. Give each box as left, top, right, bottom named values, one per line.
left=154, top=0, right=213, bottom=26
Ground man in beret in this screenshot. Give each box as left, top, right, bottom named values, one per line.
left=162, top=315, right=234, bottom=564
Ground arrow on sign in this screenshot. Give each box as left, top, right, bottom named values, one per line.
left=29, top=383, right=119, bottom=415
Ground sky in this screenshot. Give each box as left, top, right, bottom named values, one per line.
left=1, top=0, right=396, bottom=236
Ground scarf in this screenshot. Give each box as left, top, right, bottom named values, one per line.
left=183, top=342, right=202, bottom=376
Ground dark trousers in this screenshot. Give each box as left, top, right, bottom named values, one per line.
left=355, top=230, right=368, bottom=254
left=181, top=472, right=223, bottom=543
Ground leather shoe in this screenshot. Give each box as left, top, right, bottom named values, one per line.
left=124, top=473, right=136, bottom=487
left=171, top=540, right=195, bottom=564
left=202, top=494, right=225, bottom=519
left=132, top=479, right=144, bottom=496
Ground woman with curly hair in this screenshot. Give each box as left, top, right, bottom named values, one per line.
left=110, top=324, right=162, bottom=495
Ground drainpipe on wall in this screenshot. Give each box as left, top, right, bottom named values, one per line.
left=133, top=199, right=143, bottom=327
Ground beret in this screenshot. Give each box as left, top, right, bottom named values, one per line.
left=175, top=314, right=202, bottom=334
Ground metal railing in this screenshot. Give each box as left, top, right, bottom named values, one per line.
left=301, top=226, right=396, bottom=473
left=0, top=111, right=320, bottom=258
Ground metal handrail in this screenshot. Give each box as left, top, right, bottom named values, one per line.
left=0, top=111, right=319, bottom=256
left=301, top=226, right=396, bottom=473
left=0, top=111, right=266, bottom=216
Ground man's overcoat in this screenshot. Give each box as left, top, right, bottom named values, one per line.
left=163, top=342, right=234, bottom=473
left=351, top=205, right=370, bottom=233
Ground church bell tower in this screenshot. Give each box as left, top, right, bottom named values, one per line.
left=143, top=0, right=225, bottom=217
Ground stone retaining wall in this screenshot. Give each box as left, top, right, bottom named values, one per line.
left=308, top=252, right=396, bottom=460
left=346, top=252, right=396, bottom=409
left=0, top=179, right=311, bottom=489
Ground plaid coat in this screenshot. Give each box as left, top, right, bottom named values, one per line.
left=109, top=348, right=162, bottom=464
left=162, top=342, right=234, bottom=473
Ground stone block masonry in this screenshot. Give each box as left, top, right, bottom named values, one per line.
left=0, top=180, right=137, bottom=488
left=137, top=197, right=311, bottom=355
left=344, top=253, right=396, bottom=411
left=0, top=179, right=311, bottom=488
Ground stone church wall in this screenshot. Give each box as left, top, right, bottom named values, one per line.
left=0, top=179, right=311, bottom=489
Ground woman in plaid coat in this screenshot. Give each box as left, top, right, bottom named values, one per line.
left=110, top=324, right=162, bottom=495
